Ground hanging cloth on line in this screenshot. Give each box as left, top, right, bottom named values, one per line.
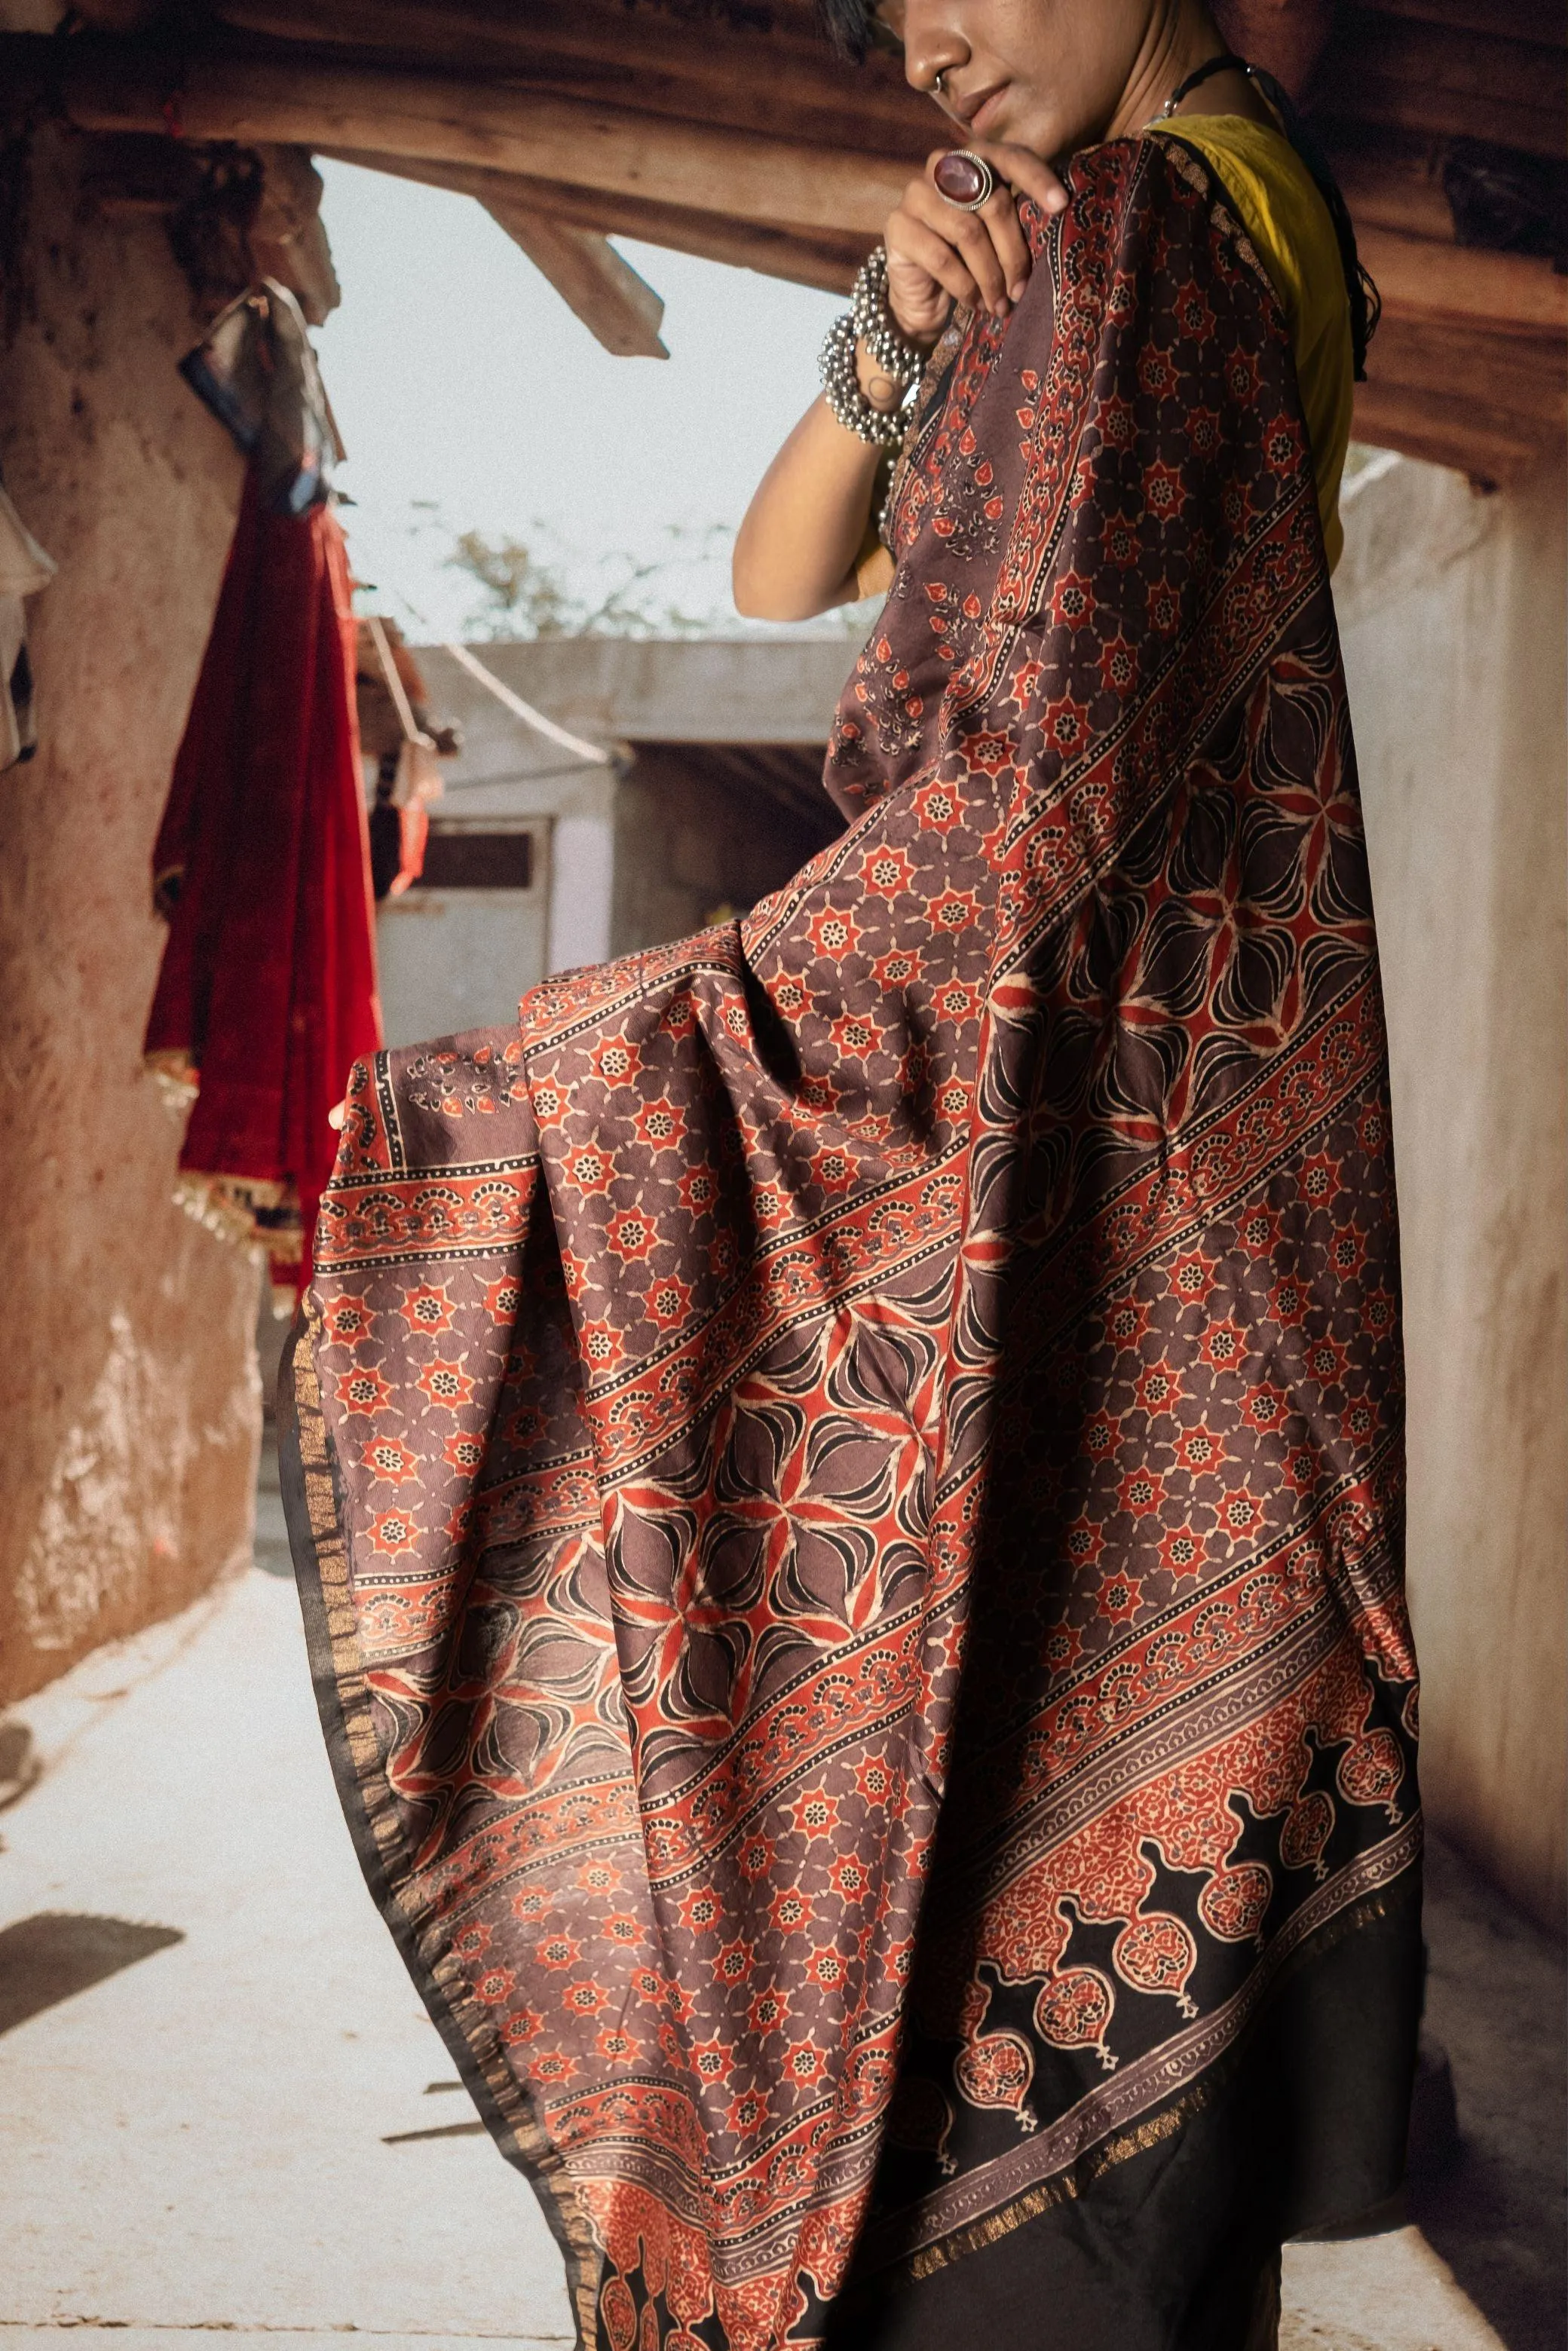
left=179, top=277, right=344, bottom=517
left=357, top=613, right=451, bottom=900
left=144, top=468, right=381, bottom=1299
left=0, top=480, right=57, bottom=773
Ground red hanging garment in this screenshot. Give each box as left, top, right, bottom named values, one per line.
left=145, top=469, right=381, bottom=1295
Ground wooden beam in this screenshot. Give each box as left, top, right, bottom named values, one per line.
left=320, top=147, right=867, bottom=292
left=192, top=0, right=1568, bottom=170
left=1355, top=311, right=1564, bottom=479
left=1330, top=142, right=1457, bottom=244
left=54, top=41, right=910, bottom=235
left=210, top=0, right=931, bottom=156
left=1315, top=8, right=1567, bottom=158
left=1346, top=0, right=1564, bottom=47
left=482, top=207, right=667, bottom=357
left=1358, top=224, right=1568, bottom=337
left=1370, top=313, right=1566, bottom=426
left=66, top=0, right=167, bottom=23
left=1352, top=378, right=1550, bottom=482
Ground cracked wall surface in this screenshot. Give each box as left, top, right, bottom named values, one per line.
left=0, top=122, right=259, bottom=1702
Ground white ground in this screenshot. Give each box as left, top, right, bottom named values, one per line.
left=0, top=1502, right=1521, bottom=2351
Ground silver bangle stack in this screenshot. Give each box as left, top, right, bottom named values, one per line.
left=852, top=245, right=929, bottom=381
left=818, top=246, right=928, bottom=450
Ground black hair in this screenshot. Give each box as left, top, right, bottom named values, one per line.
left=818, top=0, right=879, bottom=60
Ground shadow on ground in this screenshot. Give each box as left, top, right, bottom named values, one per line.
left=1410, top=1835, right=1565, bottom=2350
left=0, top=1912, right=185, bottom=2037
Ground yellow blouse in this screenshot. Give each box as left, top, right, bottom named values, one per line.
left=1152, top=115, right=1353, bottom=571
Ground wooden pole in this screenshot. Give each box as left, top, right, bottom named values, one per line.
left=320, top=147, right=866, bottom=292
left=57, top=44, right=910, bottom=235
left=485, top=208, right=669, bottom=357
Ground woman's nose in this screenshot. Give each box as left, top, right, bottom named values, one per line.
left=902, top=0, right=969, bottom=96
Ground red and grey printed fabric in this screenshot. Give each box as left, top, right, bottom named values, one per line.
left=283, top=137, right=1420, bottom=2351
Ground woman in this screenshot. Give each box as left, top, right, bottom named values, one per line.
left=283, top=5, right=1420, bottom=2348
left=734, top=1, right=1360, bottom=621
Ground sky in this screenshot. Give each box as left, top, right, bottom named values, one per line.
left=313, top=159, right=867, bottom=643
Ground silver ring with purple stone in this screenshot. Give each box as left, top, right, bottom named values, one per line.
left=933, top=149, right=997, bottom=212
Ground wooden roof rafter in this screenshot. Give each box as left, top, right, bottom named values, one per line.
left=2, top=0, right=1562, bottom=483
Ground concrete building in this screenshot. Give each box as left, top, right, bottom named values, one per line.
left=1334, top=452, right=1567, bottom=1933
left=374, top=638, right=850, bottom=1048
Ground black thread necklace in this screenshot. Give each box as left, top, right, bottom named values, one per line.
left=1159, top=51, right=1249, bottom=117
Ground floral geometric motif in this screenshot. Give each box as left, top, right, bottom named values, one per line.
left=955, top=2029, right=1037, bottom=2120
left=1035, top=1969, right=1118, bottom=2069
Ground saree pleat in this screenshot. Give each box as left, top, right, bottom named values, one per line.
left=283, top=135, right=1419, bottom=2351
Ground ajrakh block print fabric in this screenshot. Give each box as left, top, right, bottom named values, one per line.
left=284, top=135, right=1420, bottom=2351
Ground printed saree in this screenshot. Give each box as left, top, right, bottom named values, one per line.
left=283, top=135, right=1420, bottom=2351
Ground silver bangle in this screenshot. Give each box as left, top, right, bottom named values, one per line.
left=817, top=248, right=926, bottom=451
left=851, top=245, right=929, bottom=384
left=818, top=313, right=911, bottom=449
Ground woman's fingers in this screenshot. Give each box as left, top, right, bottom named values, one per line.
left=972, top=185, right=1033, bottom=305
left=887, top=207, right=985, bottom=317
left=968, top=138, right=1070, bottom=220
left=883, top=135, right=1073, bottom=338
left=913, top=141, right=1070, bottom=312
left=903, top=174, right=1012, bottom=312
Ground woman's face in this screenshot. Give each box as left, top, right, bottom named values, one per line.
left=875, top=0, right=1165, bottom=161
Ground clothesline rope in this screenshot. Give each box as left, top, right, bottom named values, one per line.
left=439, top=639, right=611, bottom=767
left=349, top=543, right=611, bottom=770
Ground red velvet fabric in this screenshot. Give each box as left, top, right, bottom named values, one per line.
left=145, top=472, right=381, bottom=1287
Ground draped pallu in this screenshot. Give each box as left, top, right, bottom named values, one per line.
left=284, top=139, right=1420, bottom=2351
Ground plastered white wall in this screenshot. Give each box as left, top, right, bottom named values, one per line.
left=1338, top=453, right=1567, bottom=1931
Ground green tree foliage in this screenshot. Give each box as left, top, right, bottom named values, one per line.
left=446, top=523, right=736, bottom=641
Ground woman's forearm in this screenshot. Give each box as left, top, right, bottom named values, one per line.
left=732, top=390, right=886, bottom=623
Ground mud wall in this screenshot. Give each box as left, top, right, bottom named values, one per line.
left=1338, top=453, right=1568, bottom=1932
left=0, top=124, right=259, bottom=1702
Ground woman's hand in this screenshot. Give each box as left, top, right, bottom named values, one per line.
left=884, top=139, right=1070, bottom=339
